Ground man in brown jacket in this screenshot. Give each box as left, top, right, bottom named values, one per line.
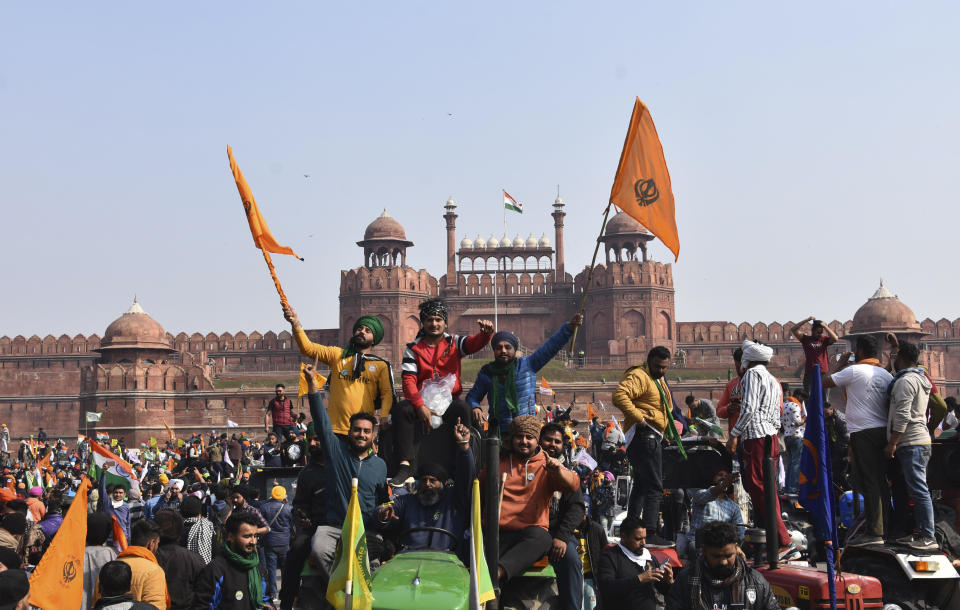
left=611, top=346, right=678, bottom=548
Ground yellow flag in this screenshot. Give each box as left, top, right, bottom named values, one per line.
left=227, top=146, right=301, bottom=259
left=326, top=480, right=374, bottom=610
left=470, top=479, right=496, bottom=605
left=149, top=437, right=157, bottom=448
left=609, top=97, right=679, bottom=261
left=298, top=363, right=327, bottom=399
left=30, top=478, right=88, bottom=608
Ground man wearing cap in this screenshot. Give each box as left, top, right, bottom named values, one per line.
left=725, top=339, right=794, bottom=558
left=467, top=314, right=582, bottom=438
left=259, top=486, right=293, bottom=603
left=394, top=298, right=493, bottom=485
left=484, top=415, right=579, bottom=585
left=375, top=417, right=474, bottom=555
left=283, top=305, right=395, bottom=437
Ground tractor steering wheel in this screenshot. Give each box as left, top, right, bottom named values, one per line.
left=397, top=526, right=459, bottom=552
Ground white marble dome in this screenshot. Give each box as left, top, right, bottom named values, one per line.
left=513, top=234, right=525, bottom=247
left=539, top=233, right=551, bottom=247
left=500, top=233, right=511, bottom=248
left=487, top=235, right=499, bottom=248
left=460, top=235, right=473, bottom=249
left=525, top=233, right=538, bottom=248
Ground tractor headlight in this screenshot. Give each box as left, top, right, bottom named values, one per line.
left=883, top=604, right=903, bottom=610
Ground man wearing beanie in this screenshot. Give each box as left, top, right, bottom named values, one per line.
left=153, top=508, right=204, bottom=609
left=258, top=486, right=293, bottom=603
left=283, top=304, right=395, bottom=437
left=483, top=415, right=579, bottom=586
left=0, top=569, right=30, bottom=610
left=375, top=418, right=475, bottom=555
left=392, top=298, right=493, bottom=486
left=467, top=314, right=582, bottom=437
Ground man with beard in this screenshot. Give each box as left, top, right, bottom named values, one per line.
left=666, top=520, right=779, bottom=610
left=283, top=305, right=394, bottom=441
left=687, top=469, right=743, bottom=559
left=595, top=517, right=673, bottom=610
left=229, top=487, right=269, bottom=536
left=278, top=423, right=325, bottom=610
left=393, top=298, right=493, bottom=486
left=540, top=422, right=587, bottom=610
left=612, top=346, right=683, bottom=548
left=265, top=384, right=296, bottom=439
left=279, top=429, right=305, bottom=467
left=304, top=365, right=387, bottom=591
left=375, top=418, right=474, bottom=554
left=256, top=432, right=282, bottom=468
left=194, top=512, right=274, bottom=609
left=486, top=415, right=579, bottom=585
left=467, top=314, right=582, bottom=438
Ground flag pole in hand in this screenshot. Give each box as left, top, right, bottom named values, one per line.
left=568, top=202, right=613, bottom=357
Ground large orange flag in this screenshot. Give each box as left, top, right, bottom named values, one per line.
left=30, top=477, right=88, bottom=609
left=609, top=97, right=679, bottom=261
left=227, top=146, right=301, bottom=259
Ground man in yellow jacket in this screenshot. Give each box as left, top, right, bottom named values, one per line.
left=111, top=520, right=169, bottom=609
left=611, top=346, right=679, bottom=549
left=283, top=305, right=394, bottom=437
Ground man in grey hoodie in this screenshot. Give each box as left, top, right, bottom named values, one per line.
left=885, top=341, right=937, bottom=550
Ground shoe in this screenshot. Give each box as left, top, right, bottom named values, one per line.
left=644, top=534, right=676, bottom=549
left=906, top=535, right=939, bottom=550
left=389, top=463, right=414, bottom=487
left=847, top=533, right=884, bottom=546
left=779, top=543, right=801, bottom=561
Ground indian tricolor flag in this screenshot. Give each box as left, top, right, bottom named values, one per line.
left=504, top=190, right=523, bottom=213
left=90, top=440, right=140, bottom=496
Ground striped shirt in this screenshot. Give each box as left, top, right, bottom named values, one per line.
left=731, top=364, right=782, bottom=440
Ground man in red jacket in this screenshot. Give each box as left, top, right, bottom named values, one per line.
left=392, top=298, right=493, bottom=485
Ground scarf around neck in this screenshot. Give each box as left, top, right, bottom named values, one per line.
left=644, top=365, right=686, bottom=460
left=222, top=541, right=264, bottom=609
left=690, top=555, right=745, bottom=610
left=617, top=542, right=652, bottom=567
left=118, top=546, right=171, bottom=608
left=484, top=359, right=519, bottom=419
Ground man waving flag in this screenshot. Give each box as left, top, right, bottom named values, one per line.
left=504, top=190, right=523, bottom=213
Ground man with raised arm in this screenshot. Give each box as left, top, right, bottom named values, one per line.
left=392, top=298, right=493, bottom=486
left=467, top=314, right=582, bottom=438
left=791, top=316, right=838, bottom=397
left=283, top=304, right=395, bottom=438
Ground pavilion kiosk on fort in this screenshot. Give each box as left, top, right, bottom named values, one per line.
left=1, top=201, right=957, bottom=442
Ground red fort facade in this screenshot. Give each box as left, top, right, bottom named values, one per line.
left=2, top=201, right=958, bottom=443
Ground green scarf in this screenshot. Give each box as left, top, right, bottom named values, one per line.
left=653, top=377, right=687, bottom=460
left=222, top=540, right=264, bottom=608
left=484, top=360, right=520, bottom=419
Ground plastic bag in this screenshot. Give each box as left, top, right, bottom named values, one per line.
left=420, top=373, right=456, bottom=428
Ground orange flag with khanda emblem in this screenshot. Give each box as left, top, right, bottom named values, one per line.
left=609, top=97, right=679, bottom=261
left=30, top=477, right=89, bottom=609
left=227, top=146, right=301, bottom=259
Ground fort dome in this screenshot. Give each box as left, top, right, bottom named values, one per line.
left=100, top=298, right=172, bottom=351
left=525, top=234, right=538, bottom=248
left=605, top=212, right=650, bottom=236
left=850, top=281, right=922, bottom=335
left=460, top=235, right=474, bottom=249
left=363, top=210, right=408, bottom=241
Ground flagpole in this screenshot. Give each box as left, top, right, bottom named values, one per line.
left=568, top=202, right=614, bottom=356
left=494, top=189, right=501, bottom=332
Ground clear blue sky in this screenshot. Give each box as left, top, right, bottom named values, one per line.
left=2, top=2, right=958, bottom=337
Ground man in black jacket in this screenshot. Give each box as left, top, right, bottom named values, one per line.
left=666, top=521, right=779, bottom=610
left=596, top=516, right=673, bottom=610
left=577, top=516, right=608, bottom=610
left=193, top=512, right=273, bottom=610
left=541, top=423, right=587, bottom=610
left=153, top=508, right=205, bottom=610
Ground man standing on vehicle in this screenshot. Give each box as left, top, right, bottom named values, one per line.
left=611, top=346, right=682, bottom=548
left=791, top=315, right=838, bottom=398
left=886, top=341, right=937, bottom=549
left=822, top=335, right=893, bottom=545
left=393, top=298, right=493, bottom=486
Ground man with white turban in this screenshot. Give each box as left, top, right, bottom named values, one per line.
left=725, top=340, right=796, bottom=559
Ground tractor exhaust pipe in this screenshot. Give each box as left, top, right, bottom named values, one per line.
left=763, top=436, right=779, bottom=569
left=483, top=437, right=500, bottom=595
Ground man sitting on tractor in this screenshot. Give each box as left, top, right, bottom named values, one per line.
left=485, top=415, right=579, bottom=586
left=375, top=418, right=475, bottom=557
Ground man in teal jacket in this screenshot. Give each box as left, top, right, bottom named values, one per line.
left=467, top=314, right=582, bottom=437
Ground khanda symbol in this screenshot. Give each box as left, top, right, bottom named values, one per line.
left=633, top=178, right=659, bottom=207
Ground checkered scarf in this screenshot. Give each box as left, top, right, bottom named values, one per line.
left=689, top=555, right=745, bottom=610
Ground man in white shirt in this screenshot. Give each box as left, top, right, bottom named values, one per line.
left=823, top=335, right=893, bottom=545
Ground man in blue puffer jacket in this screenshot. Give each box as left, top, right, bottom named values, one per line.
left=467, top=314, right=582, bottom=437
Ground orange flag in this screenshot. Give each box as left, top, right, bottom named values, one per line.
left=587, top=403, right=600, bottom=420
left=37, top=451, right=51, bottom=472
left=111, top=514, right=129, bottom=551
left=227, top=146, right=301, bottom=259
left=162, top=418, right=175, bottom=441
left=609, top=97, right=679, bottom=261
left=30, top=477, right=88, bottom=609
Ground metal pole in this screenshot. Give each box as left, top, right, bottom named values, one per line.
left=483, top=437, right=500, bottom=597
left=568, top=203, right=613, bottom=356
left=763, top=436, right=779, bottom=569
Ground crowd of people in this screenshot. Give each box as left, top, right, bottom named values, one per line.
left=0, top=304, right=957, bottom=610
